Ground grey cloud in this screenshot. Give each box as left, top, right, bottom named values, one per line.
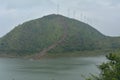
left=0, top=0, right=120, bottom=37
left=1, top=0, right=55, bottom=9
left=106, top=0, right=120, bottom=6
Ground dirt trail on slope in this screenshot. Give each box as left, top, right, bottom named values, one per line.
left=33, top=18, right=68, bottom=59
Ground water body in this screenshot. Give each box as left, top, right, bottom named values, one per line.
left=0, top=56, right=107, bottom=80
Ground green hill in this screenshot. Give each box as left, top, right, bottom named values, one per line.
left=0, top=14, right=120, bottom=57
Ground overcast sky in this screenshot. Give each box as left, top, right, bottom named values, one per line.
left=0, top=0, right=120, bottom=37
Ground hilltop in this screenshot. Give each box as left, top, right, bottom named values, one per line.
left=0, top=14, right=120, bottom=57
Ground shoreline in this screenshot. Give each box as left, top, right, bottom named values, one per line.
left=0, top=50, right=113, bottom=59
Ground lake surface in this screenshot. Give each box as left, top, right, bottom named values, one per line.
left=0, top=56, right=107, bottom=80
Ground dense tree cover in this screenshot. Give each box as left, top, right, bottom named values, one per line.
left=0, top=14, right=120, bottom=56
left=86, top=53, right=120, bottom=80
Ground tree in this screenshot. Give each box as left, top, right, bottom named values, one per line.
left=86, top=53, right=120, bottom=80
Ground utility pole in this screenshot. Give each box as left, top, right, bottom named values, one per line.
left=67, top=8, right=70, bottom=17
left=73, top=10, right=76, bottom=18
left=80, top=12, right=83, bottom=21
left=83, top=14, right=86, bottom=23
left=57, top=4, right=60, bottom=14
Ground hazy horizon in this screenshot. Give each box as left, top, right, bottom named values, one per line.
left=0, top=0, right=120, bottom=37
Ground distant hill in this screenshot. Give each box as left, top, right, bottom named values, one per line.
left=0, top=14, right=120, bottom=57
